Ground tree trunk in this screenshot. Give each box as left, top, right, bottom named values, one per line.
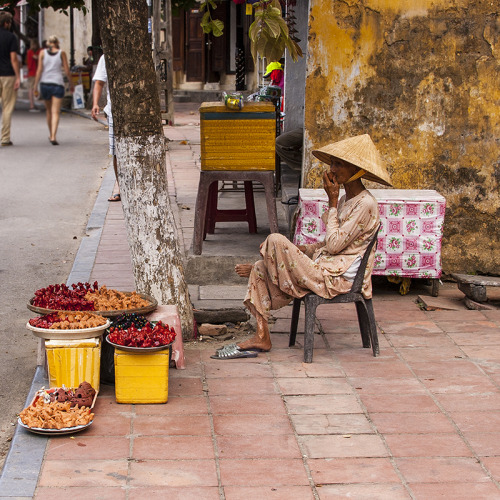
left=95, top=0, right=194, bottom=339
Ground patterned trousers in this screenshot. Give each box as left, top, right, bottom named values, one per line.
left=244, top=233, right=352, bottom=320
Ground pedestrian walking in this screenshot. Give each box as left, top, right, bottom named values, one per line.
left=91, top=54, right=120, bottom=202
left=0, top=11, right=20, bottom=147
left=26, top=38, right=40, bottom=112
left=34, top=35, right=73, bottom=145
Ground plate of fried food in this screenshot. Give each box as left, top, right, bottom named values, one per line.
left=27, top=282, right=157, bottom=317
left=26, top=311, right=111, bottom=340
left=18, top=382, right=97, bottom=435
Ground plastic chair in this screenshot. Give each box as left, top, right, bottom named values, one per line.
left=289, top=225, right=381, bottom=363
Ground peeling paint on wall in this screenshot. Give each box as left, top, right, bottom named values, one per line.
left=304, top=0, right=499, bottom=274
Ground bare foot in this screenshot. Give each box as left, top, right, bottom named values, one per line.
left=237, top=315, right=272, bottom=351
left=235, top=263, right=253, bottom=278
left=238, top=335, right=272, bottom=352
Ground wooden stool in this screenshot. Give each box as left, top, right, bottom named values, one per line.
left=193, top=170, right=279, bottom=255
left=204, top=180, right=257, bottom=238
left=451, top=273, right=500, bottom=309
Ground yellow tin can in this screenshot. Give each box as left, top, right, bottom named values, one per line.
left=45, top=337, right=101, bottom=391
left=114, top=350, right=169, bottom=404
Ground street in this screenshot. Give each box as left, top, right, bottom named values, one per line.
left=0, top=100, right=109, bottom=470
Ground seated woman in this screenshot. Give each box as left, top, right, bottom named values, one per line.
left=212, top=134, right=392, bottom=359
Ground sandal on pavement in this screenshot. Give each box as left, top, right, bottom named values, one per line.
left=215, top=343, right=269, bottom=353
left=108, top=193, right=121, bottom=202
left=210, top=344, right=258, bottom=360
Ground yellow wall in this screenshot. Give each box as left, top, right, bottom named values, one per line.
left=304, top=0, right=499, bottom=273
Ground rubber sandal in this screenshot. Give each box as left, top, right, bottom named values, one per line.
left=215, top=343, right=269, bottom=353
left=210, top=344, right=258, bottom=360
left=108, top=193, right=121, bottom=202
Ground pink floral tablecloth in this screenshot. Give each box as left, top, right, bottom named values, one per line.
left=293, top=189, right=446, bottom=279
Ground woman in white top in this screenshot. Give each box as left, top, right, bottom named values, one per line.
left=34, top=36, right=73, bottom=145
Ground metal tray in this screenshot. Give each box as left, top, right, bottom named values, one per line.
left=18, top=417, right=93, bottom=435
left=27, top=292, right=158, bottom=317
left=106, top=334, right=172, bottom=353
left=26, top=320, right=111, bottom=340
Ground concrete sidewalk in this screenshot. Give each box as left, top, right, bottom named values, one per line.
left=2, top=103, right=500, bottom=499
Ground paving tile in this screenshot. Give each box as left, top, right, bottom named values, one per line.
left=482, top=311, right=500, bottom=321
left=168, top=377, right=204, bottom=396
left=38, top=460, right=129, bottom=487
left=378, top=321, right=443, bottom=335
left=370, top=412, right=456, bottom=434
left=409, top=360, right=484, bottom=378
left=481, top=457, right=500, bottom=481
left=284, top=394, right=364, bottom=415
left=277, top=377, right=354, bottom=395
left=35, top=487, right=126, bottom=499
left=219, top=458, right=310, bottom=486
left=45, top=436, right=131, bottom=460
left=397, top=346, right=466, bottom=362
left=396, top=456, right=490, bottom=483
left=204, top=361, right=274, bottom=378
left=320, top=321, right=362, bottom=334
left=375, top=310, right=429, bottom=322
left=129, top=459, right=218, bottom=486
left=134, top=396, right=208, bottom=415
left=213, top=414, right=294, bottom=435
left=217, top=434, right=301, bottom=459
left=408, top=481, right=500, bottom=499
left=384, top=433, right=472, bottom=457
left=299, top=434, right=389, bottom=458
left=359, top=394, right=440, bottom=413
left=435, top=320, right=499, bottom=333
left=450, top=410, right=500, bottom=433
left=93, top=397, right=133, bottom=415
left=128, top=487, right=220, bottom=500
left=447, top=330, right=500, bottom=345
left=460, top=345, right=500, bottom=361
left=271, top=362, right=344, bottom=378
left=421, top=374, right=499, bottom=394
left=268, top=348, right=324, bottom=363
left=223, top=486, right=314, bottom=500
left=385, top=332, right=456, bottom=347
left=84, top=413, right=132, bottom=436
left=209, top=394, right=286, bottom=415
left=206, top=376, right=278, bottom=395
left=426, top=310, right=489, bottom=321
left=290, top=413, right=374, bottom=435
left=309, top=457, right=401, bottom=483
left=349, top=377, right=427, bottom=395
left=462, top=432, right=500, bottom=457
left=316, top=483, right=410, bottom=499
left=133, top=435, right=214, bottom=459
left=340, top=360, right=414, bottom=378
left=133, top=414, right=212, bottom=435
left=435, top=393, right=500, bottom=412
left=332, top=344, right=395, bottom=363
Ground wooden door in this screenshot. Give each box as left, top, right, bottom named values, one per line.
left=185, top=9, right=205, bottom=82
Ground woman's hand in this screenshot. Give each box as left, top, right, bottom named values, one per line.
left=296, top=244, right=307, bottom=253
left=323, top=170, right=339, bottom=208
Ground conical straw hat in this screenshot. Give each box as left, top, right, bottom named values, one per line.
left=312, top=134, right=392, bottom=187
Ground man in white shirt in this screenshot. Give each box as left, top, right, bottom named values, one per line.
left=92, top=55, right=120, bottom=201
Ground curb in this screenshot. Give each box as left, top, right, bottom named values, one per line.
left=0, top=157, right=114, bottom=497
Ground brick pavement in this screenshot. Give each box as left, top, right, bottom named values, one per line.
left=7, top=103, right=500, bottom=499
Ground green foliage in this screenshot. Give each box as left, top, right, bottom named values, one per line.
left=3, top=0, right=87, bottom=14
left=199, top=0, right=223, bottom=37
left=249, top=0, right=302, bottom=62
left=171, top=0, right=198, bottom=16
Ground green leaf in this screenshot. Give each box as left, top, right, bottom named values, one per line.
left=211, top=19, right=224, bottom=37
left=264, top=19, right=281, bottom=38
